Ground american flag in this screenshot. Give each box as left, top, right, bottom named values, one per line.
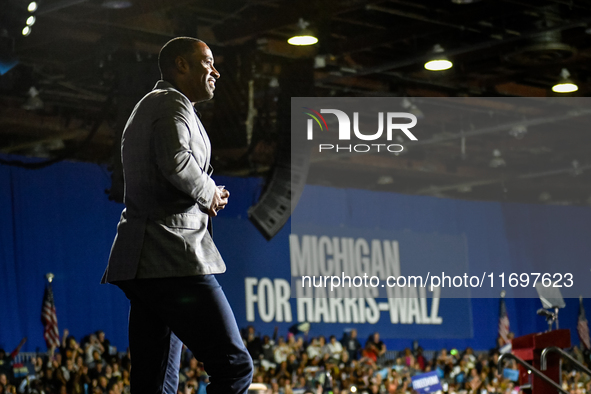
left=41, top=283, right=60, bottom=349
left=498, top=297, right=510, bottom=345
left=578, top=297, right=590, bottom=350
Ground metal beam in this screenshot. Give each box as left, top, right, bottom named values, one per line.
left=320, top=15, right=591, bottom=80
left=415, top=164, right=591, bottom=195
left=210, top=0, right=378, bottom=45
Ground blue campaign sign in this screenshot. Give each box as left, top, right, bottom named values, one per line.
left=503, top=368, right=520, bottom=382
left=411, top=371, right=443, bottom=393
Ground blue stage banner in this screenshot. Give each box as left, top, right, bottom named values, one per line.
left=2, top=155, right=591, bottom=351
left=411, top=371, right=443, bottom=393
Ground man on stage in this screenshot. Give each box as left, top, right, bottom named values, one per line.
left=102, top=37, right=253, bottom=394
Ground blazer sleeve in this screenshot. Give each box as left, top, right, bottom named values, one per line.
left=151, top=93, right=216, bottom=212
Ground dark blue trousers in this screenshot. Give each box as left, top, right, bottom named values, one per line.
left=116, top=275, right=253, bottom=394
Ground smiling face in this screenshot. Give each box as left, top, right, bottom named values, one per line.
left=181, top=42, right=220, bottom=103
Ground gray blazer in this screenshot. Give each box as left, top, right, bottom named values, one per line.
left=102, top=80, right=225, bottom=283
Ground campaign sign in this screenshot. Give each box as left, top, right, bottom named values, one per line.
left=411, top=371, right=443, bottom=393
left=503, top=368, right=520, bottom=382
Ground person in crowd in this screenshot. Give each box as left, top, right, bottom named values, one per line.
left=84, top=334, right=104, bottom=365
left=325, top=335, right=343, bottom=361
left=96, top=331, right=112, bottom=360
left=415, top=346, right=426, bottom=370
left=261, top=335, right=276, bottom=363
left=402, top=348, right=415, bottom=367
left=88, top=349, right=106, bottom=371
left=244, top=326, right=263, bottom=361
left=60, top=330, right=83, bottom=364
left=306, top=337, right=323, bottom=365
left=273, top=337, right=293, bottom=365
left=362, top=332, right=386, bottom=363
left=0, top=338, right=26, bottom=380
left=342, top=329, right=362, bottom=361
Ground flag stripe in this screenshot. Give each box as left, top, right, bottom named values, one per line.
left=578, top=298, right=590, bottom=350
left=498, top=298, right=510, bottom=345
left=41, top=284, right=60, bottom=349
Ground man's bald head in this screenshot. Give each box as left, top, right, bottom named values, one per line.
left=158, top=37, right=204, bottom=79
left=157, top=37, right=220, bottom=103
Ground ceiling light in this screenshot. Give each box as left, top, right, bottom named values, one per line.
left=288, top=36, right=318, bottom=46
left=425, top=60, right=453, bottom=71
left=552, top=68, right=578, bottom=93
left=22, top=26, right=32, bottom=36
left=26, top=16, right=36, bottom=26
left=288, top=18, right=318, bottom=46
left=314, top=55, right=326, bottom=68
left=489, top=149, right=506, bottom=168
left=401, top=98, right=425, bottom=119
left=508, top=124, right=527, bottom=139
left=539, top=192, right=551, bottom=202
left=571, top=160, right=583, bottom=176
left=28, top=2, right=38, bottom=12
left=424, top=44, right=453, bottom=71
left=377, top=176, right=394, bottom=185
left=269, top=77, right=279, bottom=88
left=22, top=86, right=43, bottom=110
left=46, top=139, right=65, bottom=151
left=102, top=0, right=133, bottom=9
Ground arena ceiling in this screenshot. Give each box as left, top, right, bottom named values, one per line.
left=1, top=0, right=590, bottom=205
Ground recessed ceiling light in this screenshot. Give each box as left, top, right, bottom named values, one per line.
left=288, top=35, right=318, bottom=46
left=288, top=18, right=318, bottom=46
left=425, top=59, right=453, bottom=71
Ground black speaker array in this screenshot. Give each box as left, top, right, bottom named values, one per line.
left=248, top=58, right=314, bottom=240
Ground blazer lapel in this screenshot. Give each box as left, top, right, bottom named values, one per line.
left=193, top=109, right=212, bottom=174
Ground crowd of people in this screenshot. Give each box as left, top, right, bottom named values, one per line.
left=0, top=330, right=130, bottom=394
left=241, top=327, right=590, bottom=394
left=0, top=327, right=589, bottom=394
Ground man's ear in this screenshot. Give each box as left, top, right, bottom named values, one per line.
left=174, top=55, right=189, bottom=74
